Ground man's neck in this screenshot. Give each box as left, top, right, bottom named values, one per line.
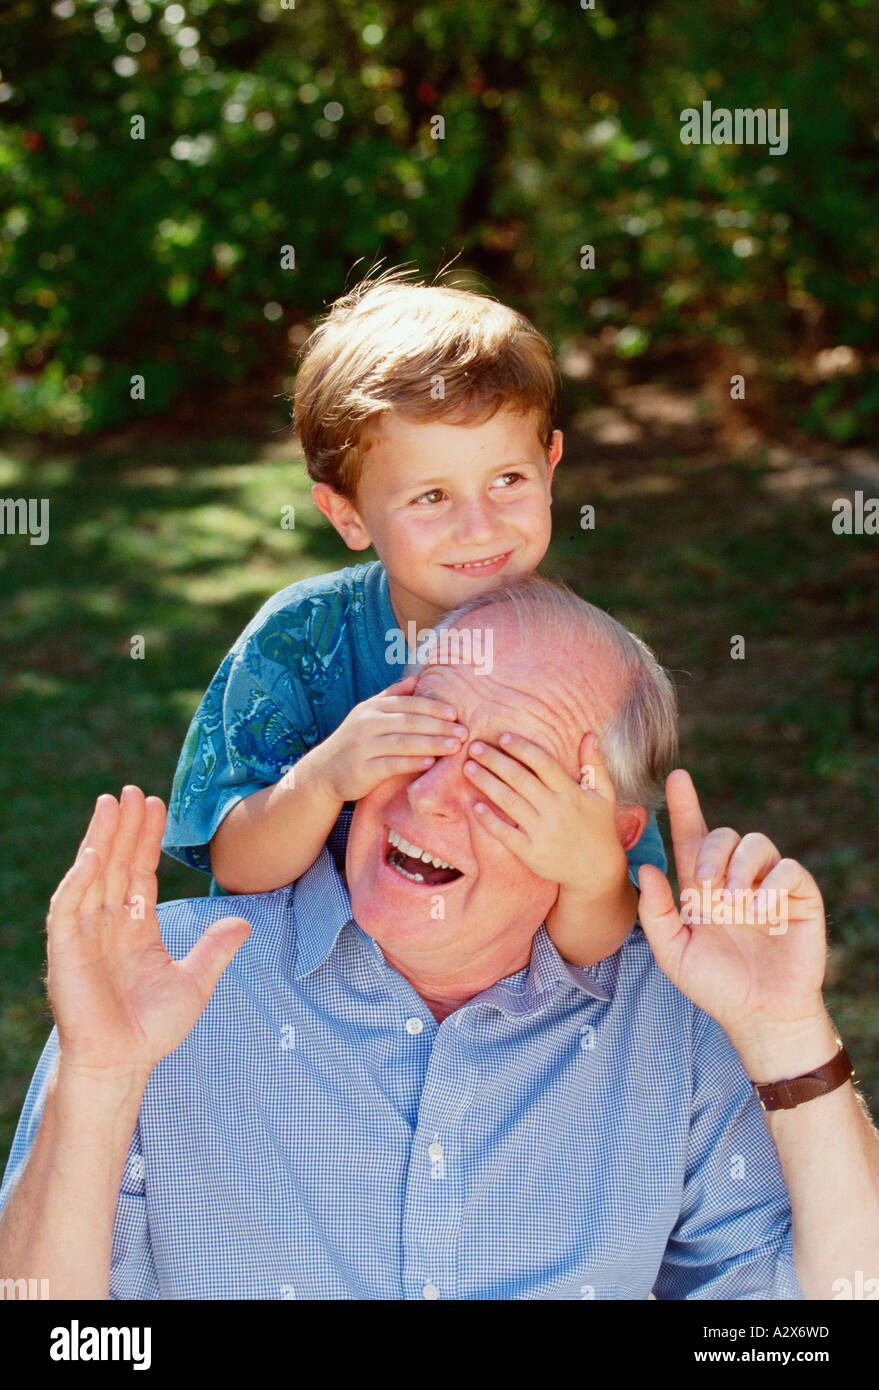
left=420, top=994, right=470, bottom=1025
left=382, top=939, right=535, bottom=1025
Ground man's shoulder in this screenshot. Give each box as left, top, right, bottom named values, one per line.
left=619, top=927, right=748, bottom=1075
left=156, top=884, right=296, bottom=957
left=616, top=925, right=697, bottom=1026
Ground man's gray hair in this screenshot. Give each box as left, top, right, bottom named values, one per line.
left=405, top=574, right=678, bottom=813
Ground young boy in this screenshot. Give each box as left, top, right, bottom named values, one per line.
left=162, top=267, right=668, bottom=964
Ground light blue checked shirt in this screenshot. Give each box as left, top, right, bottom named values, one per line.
left=1, top=841, right=801, bottom=1301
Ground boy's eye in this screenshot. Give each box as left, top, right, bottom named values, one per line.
left=410, top=473, right=526, bottom=505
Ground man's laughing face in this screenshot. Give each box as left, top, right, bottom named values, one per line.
left=344, top=611, right=619, bottom=987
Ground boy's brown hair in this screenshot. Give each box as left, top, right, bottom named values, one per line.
left=291, top=265, right=560, bottom=503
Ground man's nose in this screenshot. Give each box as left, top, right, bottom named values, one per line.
left=406, top=744, right=469, bottom=819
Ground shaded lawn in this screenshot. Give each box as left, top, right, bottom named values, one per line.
left=1, top=422, right=877, bottom=1164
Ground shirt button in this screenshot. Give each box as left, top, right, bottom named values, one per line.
left=427, top=1141, right=443, bottom=1161
left=422, top=1282, right=440, bottom=1300
left=405, top=1017, right=424, bottom=1035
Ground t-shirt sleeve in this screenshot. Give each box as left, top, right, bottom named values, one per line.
left=652, top=1007, right=802, bottom=1300
left=626, top=810, right=667, bottom=885
left=162, top=647, right=317, bottom=874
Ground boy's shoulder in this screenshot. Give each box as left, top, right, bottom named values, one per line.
left=233, top=559, right=385, bottom=649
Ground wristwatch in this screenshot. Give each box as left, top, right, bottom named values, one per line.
left=753, top=1040, right=854, bottom=1111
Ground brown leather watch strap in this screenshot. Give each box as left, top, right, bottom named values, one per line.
left=754, top=1041, right=854, bottom=1111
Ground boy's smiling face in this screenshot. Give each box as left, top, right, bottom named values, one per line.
left=312, top=406, right=562, bottom=630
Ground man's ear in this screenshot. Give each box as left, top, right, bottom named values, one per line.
left=615, top=804, right=647, bottom=852
left=312, top=482, right=373, bottom=551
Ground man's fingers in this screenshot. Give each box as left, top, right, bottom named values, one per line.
left=47, top=848, right=104, bottom=945
left=666, top=769, right=710, bottom=887
left=724, top=832, right=782, bottom=892
left=132, top=796, right=167, bottom=874
left=103, top=786, right=147, bottom=908
left=125, top=796, right=167, bottom=914
left=76, top=795, right=120, bottom=915
left=75, top=792, right=117, bottom=860
left=636, top=863, right=689, bottom=985
left=179, top=916, right=253, bottom=1007
left=692, top=828, right=741, bottom=888
left=760, top=857, right=823, bottom=911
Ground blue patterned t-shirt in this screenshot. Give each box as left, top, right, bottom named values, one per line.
left=162, top=559, right=667, bottom=889
left=163, top=561, right=401, bottom=880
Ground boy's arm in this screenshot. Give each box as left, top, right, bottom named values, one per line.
left=545, top=809, right=666, bottom=964
left=211, top=674, right=467, bottom=894
left=545, top=849, right=638, bottom=966
left=210, top=744, right=343, bottom=894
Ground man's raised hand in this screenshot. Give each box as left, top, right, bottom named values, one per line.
left=47, top=786, right=251, bottom=1079
left=636, top=770, right=828, bottom=1046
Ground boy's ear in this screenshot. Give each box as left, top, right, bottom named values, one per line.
left=312, top=483, right=372, bottom=551
left=615, top=803, right=647, bottom=852
left=546, top=429, right=563, bottom=494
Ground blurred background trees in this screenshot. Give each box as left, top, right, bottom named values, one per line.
left=1, top=0, right=878, bottom=442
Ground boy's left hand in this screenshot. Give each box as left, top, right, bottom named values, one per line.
left=462, top=730, right=627, bottom=897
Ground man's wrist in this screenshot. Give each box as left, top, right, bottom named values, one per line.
left=726, top=1006, right=839, bottom=1085
left=49, top=1058, right=150, bottom=1159
left=55, top=1049, right=153, bottom=1106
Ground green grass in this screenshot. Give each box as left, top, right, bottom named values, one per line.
left=1, top=426, right=877, bottom=1166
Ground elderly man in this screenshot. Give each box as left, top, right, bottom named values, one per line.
left=1, top=577, right=877, bottom=1300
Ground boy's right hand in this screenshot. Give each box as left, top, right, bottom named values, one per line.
left=308, top=674, right=468, bottom=803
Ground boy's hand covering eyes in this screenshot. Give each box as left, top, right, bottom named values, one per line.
left=306, top=674, right=468, bottom=803
left=463, top=730, right=627, bottom=898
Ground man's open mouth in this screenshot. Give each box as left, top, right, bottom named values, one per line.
left=384, top=826, right=464, bottom=887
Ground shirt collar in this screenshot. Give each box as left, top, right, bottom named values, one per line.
left=467, top=922, right=612, bottom=1016
left=293, top=847, right=614, bottom=1008
left=292, top=846, right=356, bottom=980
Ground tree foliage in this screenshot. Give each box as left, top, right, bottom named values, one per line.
left=1, top=0, right=877, bottom=438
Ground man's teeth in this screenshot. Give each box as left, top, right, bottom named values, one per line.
left=449, top=554, right=506, bottom=569
left=387, top=827, right=456, bottom=871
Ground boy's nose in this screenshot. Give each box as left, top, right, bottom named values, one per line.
left=451, top=499, right=504, bottom=547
